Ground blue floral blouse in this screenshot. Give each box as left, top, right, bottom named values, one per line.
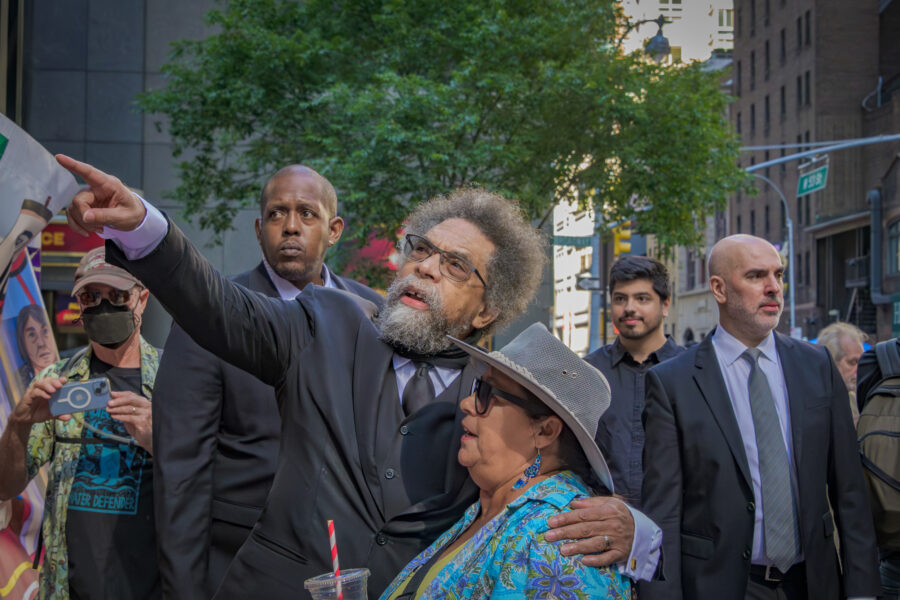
left=379, top=471, right=632, bottom=599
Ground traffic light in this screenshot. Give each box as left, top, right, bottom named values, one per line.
left=613, top=221, right=632, bottom=257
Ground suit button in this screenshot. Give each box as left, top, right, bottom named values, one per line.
left=375, top=533, right=387, bottom=546
left=384, top=468, right=396, bottom=479
left=399, top=425, right=409, bottom=435
left=746, top=501, right=755, bottom=513
left=742, top=549, right=751, bottom=560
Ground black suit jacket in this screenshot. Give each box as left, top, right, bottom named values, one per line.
left=152, top=263, right=383, bottom=599
left=640, top=330, right=879, bottom=599
left=109, top=221, right=478, bottom=599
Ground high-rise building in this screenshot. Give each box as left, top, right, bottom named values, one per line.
left=731, top=0, right=900, bottom=339
left=619, top=0, right=734, bottom=63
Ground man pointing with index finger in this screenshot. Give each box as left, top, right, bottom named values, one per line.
left=56, top=153, right=661, bottom=598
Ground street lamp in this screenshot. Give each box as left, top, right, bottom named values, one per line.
left=616, top=15, right=672, bottom=64
left=753, top=173, right=796, bottom=335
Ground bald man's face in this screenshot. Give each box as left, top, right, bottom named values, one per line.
left=255, top=171, right=343, bottom=288
left=713, top=241, right=785, bottom=342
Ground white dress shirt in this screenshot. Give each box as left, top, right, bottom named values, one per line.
left=262, top=259, right=336, bottom=299
left=711, top=325, right=802, bottom=566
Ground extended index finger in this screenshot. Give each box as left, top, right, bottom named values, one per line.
left=56, top=154, right=111, bottom=188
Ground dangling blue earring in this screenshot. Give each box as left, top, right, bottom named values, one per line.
left=513, top=449, right=542, bottom=490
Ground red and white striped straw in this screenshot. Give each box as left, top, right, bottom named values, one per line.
left=328, top=519, right=343, bottom=600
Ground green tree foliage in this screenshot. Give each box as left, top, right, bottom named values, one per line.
left=140, top=0, right=748, bottom=271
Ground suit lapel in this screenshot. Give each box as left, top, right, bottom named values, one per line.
left=250, top=262, right=280, bottom=298
left=351, top=323, right=394, bottom=522
left=775, top=333, right=804, bottom=468
left=331, top=273, right=350, bottom=292
left=693, top=333, right=753, bottom=488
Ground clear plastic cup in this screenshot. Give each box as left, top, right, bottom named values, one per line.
left=304, top=568, right=370, bottom=600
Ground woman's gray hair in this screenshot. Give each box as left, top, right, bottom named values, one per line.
left=401, top=187, right=547, bottom=337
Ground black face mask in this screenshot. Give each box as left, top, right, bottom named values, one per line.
left=81, top=299, right=136, bottom=348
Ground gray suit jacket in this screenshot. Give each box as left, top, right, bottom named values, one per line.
left=640, top=331, right=879, bottom=599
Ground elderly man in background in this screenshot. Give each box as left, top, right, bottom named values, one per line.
left=0, top=247, right=161, bottom=599
left=816, top=322, right=867, bottom=425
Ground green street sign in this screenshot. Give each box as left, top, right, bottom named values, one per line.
left=553, top=235, right=593, bottom=247
left=796, top=165, right=828, bottom=197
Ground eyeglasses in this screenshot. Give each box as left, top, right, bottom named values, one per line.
left=76, top=288, right=138, bottom=308
left=402, top=234, right=487, bottom=287
left=472, top=377, right=548, bottom=416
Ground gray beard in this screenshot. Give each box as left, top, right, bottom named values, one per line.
left=377, top=275, right=473, bottom=355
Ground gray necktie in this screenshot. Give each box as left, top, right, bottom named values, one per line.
left=741, top=348, right=801, bottom=572
left=402, top=362, right=435, bottom=416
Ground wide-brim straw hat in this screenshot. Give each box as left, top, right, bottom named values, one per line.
left=449, top=322, right=614, bottom=493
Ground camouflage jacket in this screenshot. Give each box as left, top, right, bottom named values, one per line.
left=25, top=338, right=159, bottom=600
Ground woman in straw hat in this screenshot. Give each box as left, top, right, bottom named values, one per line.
left=380, top=323, right=631, bottom=599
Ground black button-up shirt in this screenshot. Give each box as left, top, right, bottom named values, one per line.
left=584, top=336, right=683, bottom=507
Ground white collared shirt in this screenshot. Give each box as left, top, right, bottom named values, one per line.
left=391, top=354, right=462, bottom=403
left=262, top=259, right=336, bottom=300
left=711, top=326, right=802, bottom=565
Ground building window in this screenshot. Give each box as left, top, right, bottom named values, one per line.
left=780, top=28, right=786, bottom=64
left=719, top=8, right=733, bottom=27
left=805, top=194, right=810, bottom=224
left=750, top=0, right=756, bottom=36
left=796, top=17, right=802, bottom=51
left=780, top=148, right=786, bottom=174
left=796, top=197, right=802, bottom=225
left=737, top=8, right=743, bottom=37
left=805, top=10, right=811, bottom=45
left=889, top=221, right=900, bottom=274
left=764, top=95, right=770, bottom=135
left=764, top=40, right=770, bottom=80
left=804, top=70, right=811, bottom=105
left=797, top=253, right=803, bottom=284
left=687, top=250, right=696, bottom=289
left=780, top=202, right=785, bottom=229
left=805, top=130, right=810, bottom=148
left=736, top=61, right=742, bottom=96
left=796, top=134, right=803, bottom=152
left=796, top=75, right=802, bottom=109
left=736, top=112, right=742, bottom=134
left=764, top=150, right=770, bottom=177
left=750, top=51, right=756, bottom=90
left=737, top=214, right=742, bottom=233
left=750, top=210, right=756, bottom=235
left=750, top=104, right=756, bottom=134
left=804, top=250, right=810, bottom=284
left=779, top=85, right=786, bottom=118
left=765, top=205, right=770, bottom=236
left=764, top=0, right=770, bottom=25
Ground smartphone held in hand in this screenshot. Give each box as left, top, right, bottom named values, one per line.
left=49, top=377, right=111, bottom=416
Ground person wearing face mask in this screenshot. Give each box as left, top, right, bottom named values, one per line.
left=0, top=246, right=162, bottom=600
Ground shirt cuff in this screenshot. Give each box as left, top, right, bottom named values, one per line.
left=98, top=196, right=167, bottom=260
left=618, top=505, right=662, bottom=581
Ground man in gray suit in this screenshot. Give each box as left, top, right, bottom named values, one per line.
left=153, top=165, right=382, bottom=598
left=58, top=154, right=661, bottom=598
left=641, top=234, right=879, bottom=599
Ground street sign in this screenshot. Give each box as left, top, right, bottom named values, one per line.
left=796, top=165, right=828, bottom=197
left=553, top=235, right=593, bottom=247
left=576, top=277, right=603, bottom=291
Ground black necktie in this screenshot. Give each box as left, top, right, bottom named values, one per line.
left=402, top=361, right=436, bottom=416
